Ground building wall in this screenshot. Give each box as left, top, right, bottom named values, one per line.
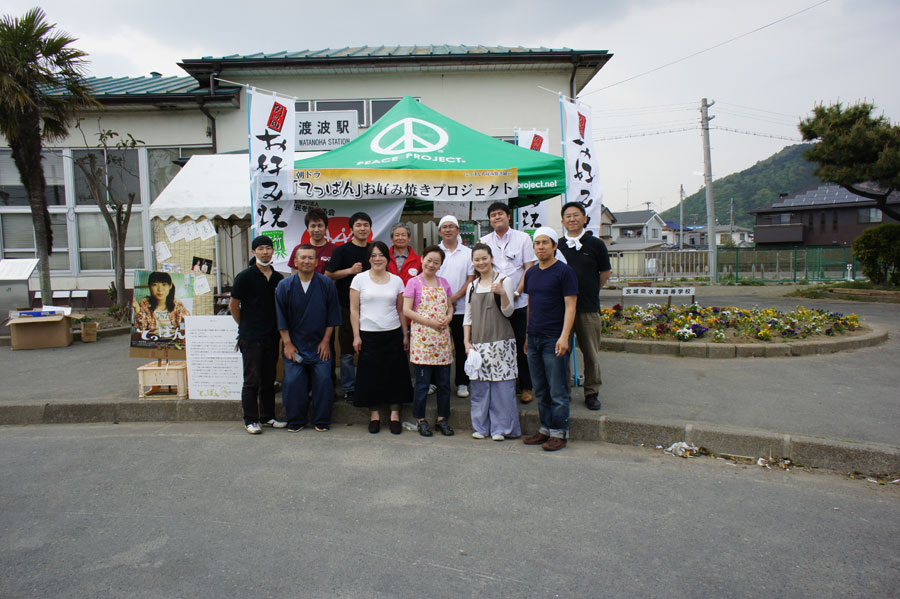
left=755, top=206, right=899, bottom=246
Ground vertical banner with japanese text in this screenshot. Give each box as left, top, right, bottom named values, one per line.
left=561, top=100, right=603, bottom=236
left=249, top=89, right=296, bottom=236
left=515, top=128, right=551, bottom=233
left=254, top=199, right=405, bottom=273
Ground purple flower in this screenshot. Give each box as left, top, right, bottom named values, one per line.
left=690, top=324, right=709, bottom=338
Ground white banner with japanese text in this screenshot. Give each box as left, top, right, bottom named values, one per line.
left=249, top=89, right=296, bottom=232
left=561, top=100, right=603, bottom=235
left=254, top=199, right=405, bottom=272
left=515, top=128, right=551, bottom=233
left=292, top=167, right=517, bottom=202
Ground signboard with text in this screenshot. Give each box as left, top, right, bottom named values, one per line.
left=295, top=110, right=359, bottom=151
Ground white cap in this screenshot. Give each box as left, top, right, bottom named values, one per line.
left=532, top=226, right=558, bottom=245
left=438, top=215, right=459, bottom=228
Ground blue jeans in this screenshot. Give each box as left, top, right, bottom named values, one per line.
left=340, top=353, right=355, bottom=393
left=412, top=364, right=451, bottom=420
left=527, top=333, right=571, bottom=438
left=283, top=353, right=333, bottom=428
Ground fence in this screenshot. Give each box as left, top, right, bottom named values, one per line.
left=608, top=247, right=861, bottom=283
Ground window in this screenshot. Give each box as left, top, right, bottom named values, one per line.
left=858, top=207, right=882, bottom=223
left=1, top=213, right=70, bottom=269
left=778, top=213, right=791, bottom=224
left=294, top=101, right=310, bottom=112
left=371, top=99, right=402, bottom=124
left=833, top=210, right=838, bottom=231
left=314, top=100, right=365, bottom=126
left=73, top=149, right=139, bottom=206
left=740, top=233, right=746, bottom=241
left=651, top=228, right=659, bottom=239
left=720, top=233, right=729, bottom=244
left=77, top=212, right=144, bottom=270
left=0, top=150, right=65, bottom=207
left=808, top=212, right=813, bottom=228
left=820, top=211, right=826, bottom=231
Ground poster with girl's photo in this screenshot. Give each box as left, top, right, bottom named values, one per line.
left=130, top=270, right=194, bottom=359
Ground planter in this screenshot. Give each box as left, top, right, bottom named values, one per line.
left=81, top=322, right=99, bottom=343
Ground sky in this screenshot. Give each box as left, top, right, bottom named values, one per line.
left=7, top=0, right=899, bottom=214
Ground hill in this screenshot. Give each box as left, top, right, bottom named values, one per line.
left=660, top=144, right=821, bottom=228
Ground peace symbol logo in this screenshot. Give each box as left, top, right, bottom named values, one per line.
left=370, top=118, right=449, bottom=155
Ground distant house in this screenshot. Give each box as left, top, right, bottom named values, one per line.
left=597, top=205, right=616, bottom=242
left=684, top=224, right=754, bottom=247
left=610, top=210, right=667, bottom=243
left=750, top=184, right=900, bottom=247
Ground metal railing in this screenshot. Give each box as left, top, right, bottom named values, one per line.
left=608, top=247, right=861, bottom=283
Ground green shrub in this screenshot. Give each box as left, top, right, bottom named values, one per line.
left=852, top=223, right=900, bottom=286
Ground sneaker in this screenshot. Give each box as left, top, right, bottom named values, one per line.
left=492, top=434, right=505, bottom=442
left=245, top=422, right=262, bottom=435
left=343, top=390, right=354, bottom=403
left=287, top=425, right=304, bottom=433
left=434, top=419, right=455, bottom=436
left=456, top=384, right=470, bottom=398
left=417, top=420, right=433, bottom=437
left=542, top=437, right=567, bottom=451
left=314, top=425, right=330, bottom=432
left=519, top=389, right=534, bottom=404
left=523, top=432, right=550, bottom=445
left=428, top=384, right=437, bottom=395
left=472, top=431, right=487, bottom=439
left=263, top=418, right=287, bottom=428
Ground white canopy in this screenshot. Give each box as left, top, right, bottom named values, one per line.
left=149, top=152, right=326, bottom=221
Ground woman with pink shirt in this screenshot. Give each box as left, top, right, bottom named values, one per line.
left=402, top=245, right=455, bottom=437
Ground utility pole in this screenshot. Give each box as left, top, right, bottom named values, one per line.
left=701, top=98, right=717, bottom=282
left=679, top=184, right=685, bottom=251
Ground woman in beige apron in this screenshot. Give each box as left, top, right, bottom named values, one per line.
left=463, top=243, right=521, bottom=441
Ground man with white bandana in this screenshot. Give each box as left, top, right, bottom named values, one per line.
left=436, top=215, right=475, bottom=398
left=558, top=201, right=612, bottom=411
left=522, top=226, right=578, bottom=451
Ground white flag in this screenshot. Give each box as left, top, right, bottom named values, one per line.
left=561, top=101, right=603, bottom=235
left=515, top=128, right=551, bottom=233
left=248, top=90, right=296, bottom=233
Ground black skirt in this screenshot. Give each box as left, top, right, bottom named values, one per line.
left=353, top=328, right=413, bottom=408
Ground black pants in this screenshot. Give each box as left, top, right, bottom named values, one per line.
left=239, top=337, right=279, bottom=425
left=509, top=306, right=532, bottom=392
left=449, top=313, right=469, bottom=387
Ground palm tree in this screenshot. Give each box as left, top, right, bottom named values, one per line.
left=0, top=8, right=96, bottom=302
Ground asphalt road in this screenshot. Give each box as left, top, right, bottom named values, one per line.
left=1, top=423, right=898, bottom=598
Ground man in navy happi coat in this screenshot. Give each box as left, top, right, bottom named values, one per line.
left=276, top=245, right=342, bottom=432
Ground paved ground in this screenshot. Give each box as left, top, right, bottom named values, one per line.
left=1, top=423, right=897, bottom=598
left=2, top=285, right=897, bottom=447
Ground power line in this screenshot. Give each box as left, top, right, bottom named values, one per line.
left=581, top=0, right=831, bottom=96
left=712, top=125, right=802, bottom=141
left=595, top=126, right=700, bottom=141
left=714, top=108, right=799, bottom=127
left=717, top=101, right=801, bottom=119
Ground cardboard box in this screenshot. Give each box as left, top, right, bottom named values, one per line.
left=7, top=313, right=80, bottom=350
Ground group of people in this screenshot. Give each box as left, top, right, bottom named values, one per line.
left=229, top=200, right=610, bottom=451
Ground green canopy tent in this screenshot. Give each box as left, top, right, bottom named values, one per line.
left=293, top=96, right=564, bottom=210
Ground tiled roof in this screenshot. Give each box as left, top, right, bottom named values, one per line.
left=611, top=210, right=658, bottom=226
left=192, top=45, right=608, bottom=61
left=43, top=75, right=240, bottom=100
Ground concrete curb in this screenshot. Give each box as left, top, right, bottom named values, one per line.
left=602, top=326, right=888, bottom=358
left=2, top=399, right=897, bottom=476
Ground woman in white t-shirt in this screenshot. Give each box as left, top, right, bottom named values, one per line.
left=350, top=241, right=413, bottom=434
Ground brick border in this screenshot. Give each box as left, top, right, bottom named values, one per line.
left=602, top=326, right=888, bottom=358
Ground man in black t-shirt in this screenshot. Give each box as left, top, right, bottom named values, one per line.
left=325, top=211, right=372, bottom=401
left=230, top=235, right=286, bottom=434
left=558, top=202, right=612, bottom=411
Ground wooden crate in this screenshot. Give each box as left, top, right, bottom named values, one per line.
left=138, top=360, right=189, bottom=399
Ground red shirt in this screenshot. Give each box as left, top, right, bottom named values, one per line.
left=387, top=246, right=422, bottom=284
left=287, top=241, right=335, bottom=274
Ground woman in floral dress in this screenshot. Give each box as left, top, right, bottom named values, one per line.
left=463, top=243, right=521, bottom=441
left=403, top=245, right=456, bottom=437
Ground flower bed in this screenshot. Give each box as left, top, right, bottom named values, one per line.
left=601, top=303, right=861, bottom=343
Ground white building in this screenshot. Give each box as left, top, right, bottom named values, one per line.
left=0, top=45, right=612, bottom=302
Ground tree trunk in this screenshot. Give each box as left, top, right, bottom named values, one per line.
left=9, top=108, right=53, bottom=304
